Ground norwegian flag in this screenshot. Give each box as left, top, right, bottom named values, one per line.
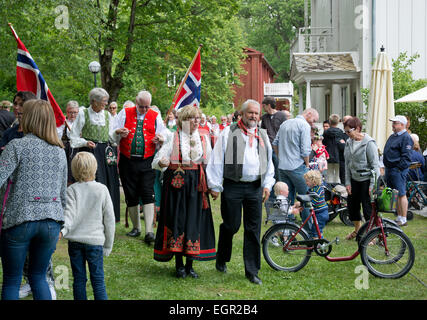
left=170, top=46, right=201, bottom=111
left=9, top=24, right=65, bottom=127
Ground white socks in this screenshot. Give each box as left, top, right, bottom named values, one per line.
left=143, top=203, right=155, bottom=234
left=128, top=205, right=141, bottom=231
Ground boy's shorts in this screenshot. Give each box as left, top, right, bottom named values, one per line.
left=385, top=167, right=409, bottom=196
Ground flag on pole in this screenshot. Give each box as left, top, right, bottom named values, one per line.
left=8, top=23, right=65, bottom=127
left=169, top=45, right=202, bottom=112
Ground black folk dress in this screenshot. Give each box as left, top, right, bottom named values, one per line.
left=153, top=132, right=216, bottom=262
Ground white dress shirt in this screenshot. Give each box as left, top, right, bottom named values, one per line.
left=206, top=126, right=275, bottom=193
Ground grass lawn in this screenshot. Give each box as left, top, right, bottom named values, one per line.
left=3, top=190, right=427, bottom=300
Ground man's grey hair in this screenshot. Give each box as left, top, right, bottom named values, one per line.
left=89, top=88, right=109, bottom=105
left=302, top=107, right=319, bottom=118
left=136, top=90, right=152, bottom=104
left=241, top=99, right=260, bottom=113
left=66, top=100, right=79, bottom=110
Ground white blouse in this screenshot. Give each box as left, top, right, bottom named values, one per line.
left=152, top=130, right=212, bottom=171
left=69, top=106, right=119, bottom=149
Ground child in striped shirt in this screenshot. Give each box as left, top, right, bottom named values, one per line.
left=304, top=170, right=329, bottom=238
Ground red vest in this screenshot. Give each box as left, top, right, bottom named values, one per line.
left=198, top=122, right=210, bottom=136
left=120, top=107, right=158, bottom=159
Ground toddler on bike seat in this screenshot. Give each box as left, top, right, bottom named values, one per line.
left=272, top=182, right=302, bottom=223
left=303, top=170, right=329, bottom=239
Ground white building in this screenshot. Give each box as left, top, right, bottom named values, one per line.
left=290, top=0, right=427, bottom=121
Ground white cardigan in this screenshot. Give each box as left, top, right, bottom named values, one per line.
left=61, top=181, right=115, bottom=256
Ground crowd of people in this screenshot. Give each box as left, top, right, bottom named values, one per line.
left=0, top=89, right=425, bottom=300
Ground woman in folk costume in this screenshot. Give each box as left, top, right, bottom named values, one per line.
left=152, top=105, right=216, bottom=279
left=69, top=88, right=121, bottom=222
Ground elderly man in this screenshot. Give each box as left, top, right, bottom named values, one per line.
left=272, top=108, right=319, bottom=231
left=383, top=115, right=414, bottom=226
left=114, top=90, right=166, bottom=243
left=207, top=99, right=275, bottom=285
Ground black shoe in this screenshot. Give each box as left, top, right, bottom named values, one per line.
left=144, top=232, right=155, bottom=244
left=176, top=266, right=187, bottom=279
left=126, top=228, right=141, bottom=237
left=186, top=267, right=199, bottom=279
left=246, top=274, right=262, bottom=285
left=215, top=260, right=227, bottom=273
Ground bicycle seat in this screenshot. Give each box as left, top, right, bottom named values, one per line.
left=296, top=194, right=315, bottom=204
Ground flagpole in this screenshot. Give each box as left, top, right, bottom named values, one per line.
left=167, top=44, right=202, bottom=115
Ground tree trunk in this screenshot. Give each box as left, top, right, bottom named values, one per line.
left=100, top=0, right=138, bottom=102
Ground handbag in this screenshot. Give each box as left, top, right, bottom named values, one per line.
left=105, top=144, right=117, bottom=166
left=377, top=187, right=398, bottom=212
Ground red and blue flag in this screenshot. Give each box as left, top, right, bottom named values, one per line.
left=171, top=46, right=201, bottom=111
left=9, top=24, right=65, bottom=127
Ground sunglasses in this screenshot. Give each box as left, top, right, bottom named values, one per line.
left=345, top=128, right=355, bottom=134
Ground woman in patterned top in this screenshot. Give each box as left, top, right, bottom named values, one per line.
left=304, top=170, right=329, bottom=239
left=0, top=99, right=67, bottom=300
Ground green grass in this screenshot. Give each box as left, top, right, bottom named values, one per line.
left=4, top=192, right=427, bottom=300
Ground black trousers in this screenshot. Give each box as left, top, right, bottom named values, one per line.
left=217, top=178, right=262, bottom=277
left=119, top=154, right=155, bottom=207
left=348, top=179, right=372, bottom=221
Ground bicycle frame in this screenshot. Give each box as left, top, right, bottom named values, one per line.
left=282, top=174, right=391, bottom=262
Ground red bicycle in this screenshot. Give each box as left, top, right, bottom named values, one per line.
left=262, top=170, right=415, bottom=279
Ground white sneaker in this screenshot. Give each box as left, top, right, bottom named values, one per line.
left=19, top=283, right=32, bottom=299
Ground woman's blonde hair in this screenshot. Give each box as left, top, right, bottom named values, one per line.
left=71, top=152, right=98, bottom=182
left=304, top=170, right=323, bottom=186
left=177, top=105, right=201, bottom=129
left=21, top=99, right=64, bottom=148
left=274, top=181, right=288, bottom=196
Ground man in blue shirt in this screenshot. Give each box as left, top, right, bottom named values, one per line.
left=383, top=115, right=413, bottom=226
left=272, top=108, right=319, bottom=231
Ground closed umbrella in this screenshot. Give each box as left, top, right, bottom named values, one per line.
left=366, top=47, right=395, bottom=152
left=395, top=86, right=427, bottom=103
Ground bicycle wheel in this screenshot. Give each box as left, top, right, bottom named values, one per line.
left=359, top=226, right=415, bottom=279
left=355, top=218, right=399, bottom=243
left=339, top=207, right=353, bottom=226
left=262, top=223, right=312, bottom=272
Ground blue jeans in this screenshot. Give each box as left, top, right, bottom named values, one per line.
left=279, top=164, right=311, bottom=232
left=68, top=241, right=107, bottom=300
left=1, top=219, right=60, bottom=300
left=310, top=208, right=329, bottom=238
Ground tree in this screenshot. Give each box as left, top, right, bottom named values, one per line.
left=392, top=52, right=427, bottom=150
left=0, top=0, right=245, bottom=116
left=239, top=0, right=305, bottom=81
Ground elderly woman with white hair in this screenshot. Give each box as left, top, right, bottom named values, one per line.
left=70, top=87, right=121, bottom=222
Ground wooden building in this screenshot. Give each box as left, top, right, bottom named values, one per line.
left=232, top=47, right=277, bottom=109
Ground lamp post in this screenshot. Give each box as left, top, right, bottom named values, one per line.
left=88, top=61, right=101, bottom=87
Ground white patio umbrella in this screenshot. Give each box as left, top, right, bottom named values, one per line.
left=395, top=86, right=427, bottom=103
left=366, top=48, right=395, bottom=152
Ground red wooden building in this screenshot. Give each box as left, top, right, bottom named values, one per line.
left=232, top=47, right=277, bottom=109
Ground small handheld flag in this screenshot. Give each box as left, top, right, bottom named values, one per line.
left=8, top=23, right=65, bottom=127
left=169, top=45, right=202, bottom=113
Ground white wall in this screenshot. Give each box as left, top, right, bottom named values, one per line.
left=375, top=0, right=427, bottom=80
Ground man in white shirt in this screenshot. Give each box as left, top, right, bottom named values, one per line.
left=206, top=99, right=275, bottom=285
left=113, top=90, right=166, bottom=243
